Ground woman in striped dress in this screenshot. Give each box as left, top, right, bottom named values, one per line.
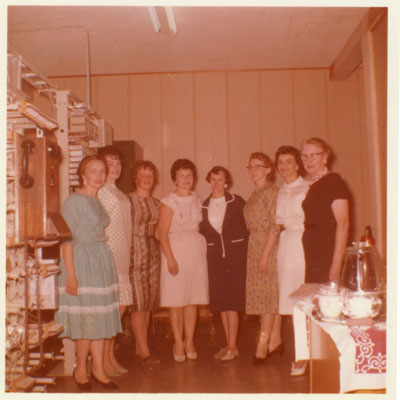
left=128, top=160, right=161, bottom=365
left=55, top=155, right=121, bottom=390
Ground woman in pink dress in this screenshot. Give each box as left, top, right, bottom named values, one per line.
left=158, top=159, right=208, bottom=362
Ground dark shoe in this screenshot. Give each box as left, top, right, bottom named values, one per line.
left=91, top=372, right=118, bottom=389
left=141, top=355, right=160, bottom=366
left=73, top=368, right=91, bottom=391
left=253, top=332, right=268, bottom=364
left=268, top=343, right=284, bottom=356
left=253, top=354, right=267, bottom=364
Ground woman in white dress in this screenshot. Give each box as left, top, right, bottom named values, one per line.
left=157, top=159, right=208, bottom=362
left=97, top=146, right=132, bottom=375
left=275, top=145, right=309, bottom=376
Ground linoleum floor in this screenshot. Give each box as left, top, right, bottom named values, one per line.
left=47, top=313, right=309, bottom=394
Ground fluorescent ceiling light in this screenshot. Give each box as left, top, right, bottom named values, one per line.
left=148, top=6, right=160, bottom=33
left=164, top=7, right=177, bottom=34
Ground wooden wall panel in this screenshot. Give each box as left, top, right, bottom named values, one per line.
left=92, top=75, right=129, bottom=141
left=49, top=67, right=375, bottom=244
left=260, top=70, right=295, bottom=152
left=327, top=69, right=367, bottom=240
left=194, top=72, right=228, bottom=199
left=292, top=70, right=328, bottom=141
left=227, top=71, right=261, bottom=198
left=128, top=75, right=163, bottom=197
left=161, top=73, right=195, bottom=195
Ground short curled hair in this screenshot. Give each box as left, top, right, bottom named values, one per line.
left=170, top=159, right=197, bottom=182
left=249, top=152, right=274, bottom=181
left=132, top=160, right=158, bottom=187
left=274, top=145, right=305, bottom=176
left=97, top=145, right=123, bottom=164
left=301, top=137, right=332, bottom=160
left=205, top=166, right=233, bottom=190
left=77, top=154, right=108, bottom=187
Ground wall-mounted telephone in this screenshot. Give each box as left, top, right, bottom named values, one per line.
left=17, top=129, right=71, bottom=240
left=19, top=139, right=35, bottom=189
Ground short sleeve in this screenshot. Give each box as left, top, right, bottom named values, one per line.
left=161, top=193, right=176, bottom=211
left=328, top=173, right=350, bottom=203
left=61, top=194, right=80, bottom=243
left=267, top=188, right=281, bottom=235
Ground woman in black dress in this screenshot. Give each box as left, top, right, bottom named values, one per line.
left=200, top=166, right=248, bottom=361
left=300, top=138, right=350, bottom=283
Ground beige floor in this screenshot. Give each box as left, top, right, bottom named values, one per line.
left=46, top=313, right=310, bottom=394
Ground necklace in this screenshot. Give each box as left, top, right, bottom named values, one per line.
left=311, top=167, right=328, bottom=182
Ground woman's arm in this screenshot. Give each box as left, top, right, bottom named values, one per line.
left=257, top=231, right=279, bottom=273
left=157, top=204, right=179, bottom=276
left=329, top=199, right=350, bottom=282
left=62, top=242, right=78, bottom=295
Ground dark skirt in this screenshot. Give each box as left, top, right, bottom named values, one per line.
left=302, top=226, right=336, bottom=284
left=208, top=253, right=246, bottom=313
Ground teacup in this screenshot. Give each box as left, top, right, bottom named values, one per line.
left=342, top=293, right=382, bottom=318
left=318, top=294, right=342, bottom=319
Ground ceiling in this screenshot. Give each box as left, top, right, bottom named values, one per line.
left=7, top=6, right=369, bottom=78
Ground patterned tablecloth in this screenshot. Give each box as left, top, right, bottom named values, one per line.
left=290, top=284, right=386, bottom=393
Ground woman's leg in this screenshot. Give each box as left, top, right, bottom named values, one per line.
left=75, top=339, right=91, bottom=383
left=90, top=339, right=112, bottom=383
left=268, top=313, right=282, bottom=352
left=131, top=310, right=151, bottom=359
left=220, top=311, right=229, bottom=349
left=104, top=305, right=126, bottom=370
left=255, top=313, right=276, bottom=358
left=225, top=311, right=239, bottom=350
left=183, top=305, right=197, bottom=353
left=169, top=307, right=184, bottom=355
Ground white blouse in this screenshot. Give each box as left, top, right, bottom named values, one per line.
left=208, top=196, right=227, bottom=234
left=276, top=176, right=310, bottom=231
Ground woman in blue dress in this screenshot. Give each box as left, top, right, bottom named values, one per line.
left=55, top=155, right=122, bottom=390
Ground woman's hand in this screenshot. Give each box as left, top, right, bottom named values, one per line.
left=257, top=257, right=268, bottom=273
left=329, top=263, right=341, bottom=283
left=66, top=274, right=78, bottom=296
left=167, top=257, right=179, bottom=276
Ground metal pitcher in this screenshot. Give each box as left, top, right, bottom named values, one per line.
left=338, top=242, right=386, bottom=294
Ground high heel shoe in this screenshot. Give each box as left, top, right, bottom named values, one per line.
left=268, top=342, right=284, bottom=356
left=184, top=340, right=198, bottom=360
left=73, top=368, right=91, bottom=391
left=220, top=349, right=239, bottom=361
left=91, top=371, right=118, bottom=389
left=253, top=332, right=269, bottom=364
left=290, top=360, right=309, bottom=376
left=173, top=345, right=186, bottom=363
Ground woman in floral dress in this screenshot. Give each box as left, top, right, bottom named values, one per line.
left=244, top=152, right=282, bottom=364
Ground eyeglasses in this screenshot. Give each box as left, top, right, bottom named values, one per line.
left=300, top=152, right=324, bottom=161
left=246, top=165, right=267, bottom=171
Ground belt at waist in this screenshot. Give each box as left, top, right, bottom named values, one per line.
left=133, top=234, right=156, bottom=238
left=304, top=223, right=335, bottom=230
left=74, top=236, right=107, bottom=243
left=282, top=226, right=304, bottom=231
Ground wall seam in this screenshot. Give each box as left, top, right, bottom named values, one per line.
left=258, top=71, right=263, bottom=150
left=160, top=75, right=165, bottom=196
left=225, top=72, right=230, bottom=168
left=192, top=74, right=197, bottom=166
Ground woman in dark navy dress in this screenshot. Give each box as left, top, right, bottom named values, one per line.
left=301, top=138, right=350, bottom=283
left=200, top=166, right=248, bottom=361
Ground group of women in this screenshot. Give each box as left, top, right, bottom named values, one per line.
left=55, top=137, right=350, bottom=391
